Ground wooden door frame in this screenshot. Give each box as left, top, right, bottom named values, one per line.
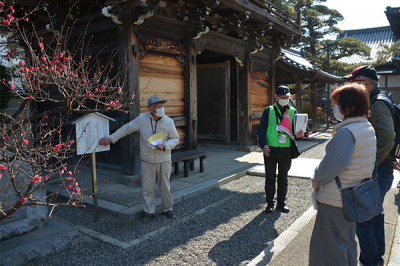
left=197, top=60, right=231, bottom=143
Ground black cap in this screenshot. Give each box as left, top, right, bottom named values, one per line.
left=276, top=85, right=291, bottom=96
left=343, top=65, right=379, bottom=81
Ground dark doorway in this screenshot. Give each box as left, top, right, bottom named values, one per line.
left=197, top=61, right=230, bottom=143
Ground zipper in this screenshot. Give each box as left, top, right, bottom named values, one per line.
left=351, top=179, right=373, bottom=191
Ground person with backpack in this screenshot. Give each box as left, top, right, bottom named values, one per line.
left=344, top=65, right=395, bottom=266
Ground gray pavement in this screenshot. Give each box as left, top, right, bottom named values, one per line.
left=248, top=164, right=400, bottom=266
left=47, top=140, right=319, bottom=220
left=248, top=188, right=400, bottom=266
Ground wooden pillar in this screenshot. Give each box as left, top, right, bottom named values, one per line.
left=311, top=82, right=317, bottom=132
left=295, top=80, right=302, bottom=112
left=118, top=10, right=140, bottom=175
left=269, top=57, right=276, bottom=106
left=184, top=29, right=197, bottom=150
left=238, top=56, right=252, bottom=146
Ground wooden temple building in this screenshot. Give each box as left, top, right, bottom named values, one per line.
left=15, top=0, right=339, bottom=176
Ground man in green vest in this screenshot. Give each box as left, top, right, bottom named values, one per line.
left=258, top=85, right=303, bottom=213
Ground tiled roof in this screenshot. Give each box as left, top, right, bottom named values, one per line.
left=280, top=49, right=341, bottom=82
left=385, top=7, right=400, bottom=37
left=282, top=48, right=314, bottom=69
left=336, top=26, right=398, bottom=64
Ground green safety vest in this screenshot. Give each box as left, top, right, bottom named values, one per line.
left=266, top=102, right=296, bottom=148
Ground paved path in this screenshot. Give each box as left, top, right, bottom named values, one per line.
left=47, top=141, right=319, bottom=220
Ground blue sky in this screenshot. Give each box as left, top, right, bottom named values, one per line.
left=323, top=0, right=399, bottom=39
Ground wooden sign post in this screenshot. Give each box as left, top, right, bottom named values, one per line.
left=71, top=113, right=115, bottom=222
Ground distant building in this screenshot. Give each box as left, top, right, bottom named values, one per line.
left=337, top=6, right=400, bottom=103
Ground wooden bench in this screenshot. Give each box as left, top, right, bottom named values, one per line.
left=171, top=150, right=208, bottom=177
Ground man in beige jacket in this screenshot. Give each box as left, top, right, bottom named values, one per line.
left=99, top=96, right=179, bottom=223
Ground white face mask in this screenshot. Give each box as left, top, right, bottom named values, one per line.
left=278, top=98, right=289, bottom=106
left=333, top=105, right=344, bottom=121
left=154, top=107, right=165, bottom=118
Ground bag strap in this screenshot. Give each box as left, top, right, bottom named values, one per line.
left=335, top=159, right=378, bottom=191
left=273, top=105, right=284, bottom=125
left=372, top=159, right=378, bottom=180
left=334, top=176, right=342, bottom=190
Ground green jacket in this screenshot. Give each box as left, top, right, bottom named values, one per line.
left=370, top=101, right=395, bottom=165
left=258, top=102, right=296, bottom=152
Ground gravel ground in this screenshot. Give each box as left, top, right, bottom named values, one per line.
left=28, top=133, right=332, bottom=266
left=30, top=176, right=313, bottom=266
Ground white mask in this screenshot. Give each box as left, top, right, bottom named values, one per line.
left=155, top=107, right=165, bottom=118
left=333, top=105, right=344, bottom=121
left=278, top=98, right=289, bottom=106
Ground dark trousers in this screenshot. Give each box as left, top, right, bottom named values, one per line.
left=356, top=163, right=394, bottom=266
left=263, top=151, right=292, bottom=203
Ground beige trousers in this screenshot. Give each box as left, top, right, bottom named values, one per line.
left=141, top=160, right=173, bottom=214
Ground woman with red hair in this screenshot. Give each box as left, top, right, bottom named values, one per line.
left=309, top=84, right=377, bottom=266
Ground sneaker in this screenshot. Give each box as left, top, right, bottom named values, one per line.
left=276, top=202, right=289, bottom=213
left=265, top=202, right=274, bottom=213
left=141, top=213, right=154, bottom=223
left=162, top=210, right=176, bottom=219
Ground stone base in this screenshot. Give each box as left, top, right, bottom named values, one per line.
left=232, top=145, right=259, bottom=152
left=110, top=174, right=141, bottom=186
left=0, top=170, right=47, bottom=240
left=0, top=218, right=79, bottom=266
left=1, top=204, right=46, bottom=240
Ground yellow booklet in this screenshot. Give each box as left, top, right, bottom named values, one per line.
left=147, top=131, right=164, bottom=149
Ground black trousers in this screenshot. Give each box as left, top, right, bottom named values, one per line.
left=263, top=151, right=292, bottom=203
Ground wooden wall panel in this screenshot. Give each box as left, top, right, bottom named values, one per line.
left=139, top=106, right=184, bottom=116
left=139, top=54, right=185, bottom=117
left=139, top=54, right=184, bottom=79
left=251, top=71, right=269, bottom=112
left=176, top=127, right=185, bottom=149
left=251, top=72, right=268, bottom=136
left=139, top=53, right=186, bottom=147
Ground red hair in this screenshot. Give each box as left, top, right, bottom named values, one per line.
left=331, top=83, right=370, bottom=118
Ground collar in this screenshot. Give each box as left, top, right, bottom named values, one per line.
left=369, top=87, right=382, bottom=98
left=274, top=101, right=289, bottom=115
left=332, top=116, right=368, bottom=136
left=148, top=112, right=163, bottom=122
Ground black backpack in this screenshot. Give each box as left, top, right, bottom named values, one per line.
left=371, top=91, right=400, bottom=158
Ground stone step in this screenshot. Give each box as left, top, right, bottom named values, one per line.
left=0, top=219, right=79, bottom=266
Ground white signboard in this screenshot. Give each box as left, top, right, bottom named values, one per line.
left=72, top=113, right=114, bottom=155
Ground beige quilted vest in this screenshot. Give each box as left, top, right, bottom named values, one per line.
left=316, top=117, right=377, bottom=208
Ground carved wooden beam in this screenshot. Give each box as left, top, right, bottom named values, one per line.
left=138, top=37, right=186, bottom=67
left=250, top=56, right=270, bottom=73
left=192, top=33, right=246, bottom=66
left=139, top=37, right=186, bottom=55
left=102, top=0, right=153, bottom=25
left=42, top=2, right=79, bottom=32
left=176, top=0, right=219, bottom=39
